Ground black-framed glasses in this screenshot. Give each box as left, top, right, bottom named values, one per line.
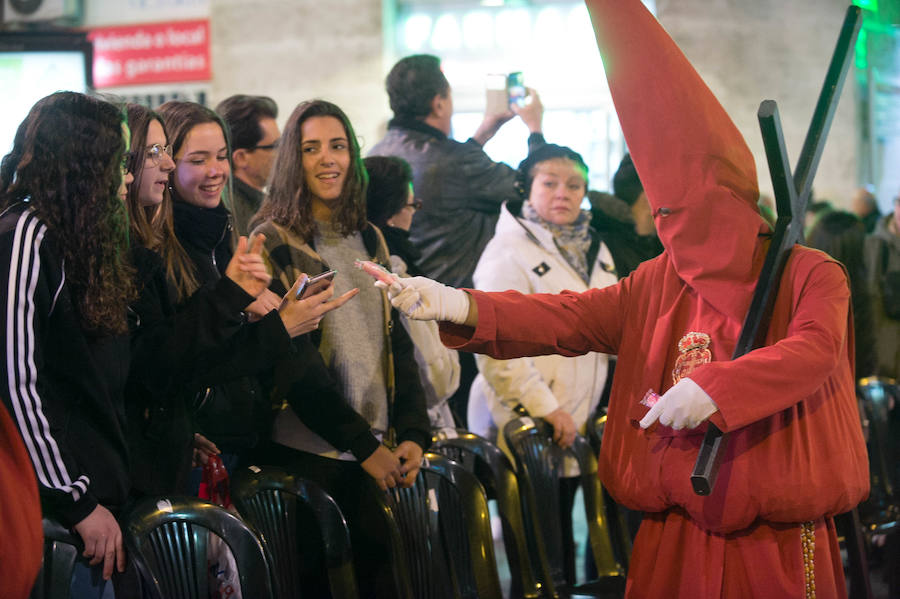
left=406, top=199, right=423, bottom=210
left=252, top=139, right=281, bottom=151
left=145, top=144, right=173, bottom=166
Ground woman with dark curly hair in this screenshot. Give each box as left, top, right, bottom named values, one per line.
left=0, top=91, right=135, bottom=595
left=251, top=100, right=430, bottom=598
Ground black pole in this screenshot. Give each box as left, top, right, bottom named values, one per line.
left=690, top=5, right=862, bottom=496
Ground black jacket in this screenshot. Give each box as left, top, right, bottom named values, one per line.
left=171, top=200, right=289, bottom=452
left=1, top=204, right=130, bottom=527
left=170, top=200, right=386, bottom=461
left=127, top=246, right=262, bottom=495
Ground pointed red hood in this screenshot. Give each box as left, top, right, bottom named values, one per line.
left=587, top=0, right=771, bottom=319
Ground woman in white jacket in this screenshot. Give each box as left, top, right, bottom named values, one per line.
left=468, top=144, right=618, bottom=581
left=469, top=144, right=618, bottom=449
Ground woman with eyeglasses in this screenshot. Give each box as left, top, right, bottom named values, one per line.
left=251, top=100, right=430, bottom=598
left=123, top=102, right=274, bottom=497
left=363, top=155, right=459, bottom=428
left=1, top=91, right=136, bottom=596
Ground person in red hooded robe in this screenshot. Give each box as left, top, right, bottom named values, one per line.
left=370, top=1, right=870, bottom=597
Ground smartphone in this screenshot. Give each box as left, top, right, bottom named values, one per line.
left=296, top=270, right=336, bottom=299
left=507, top=72, right=526, bottom=107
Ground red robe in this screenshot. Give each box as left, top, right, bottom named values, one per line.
left=441, top=247, right=867, bottom=597
left=0, top=402, right=43, bottom=598
left=438, top=1, right=869, bottom=596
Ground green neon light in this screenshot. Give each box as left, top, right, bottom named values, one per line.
left=855, top=27, right=868, bottom=70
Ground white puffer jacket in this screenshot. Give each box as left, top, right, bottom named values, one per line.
left=468, top=203, right=618, bottom=464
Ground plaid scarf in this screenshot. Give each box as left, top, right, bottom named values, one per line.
left=521, top=201, right=592, bottom=284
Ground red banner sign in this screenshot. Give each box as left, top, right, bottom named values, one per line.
left=88, top=19, right=211, bottom=88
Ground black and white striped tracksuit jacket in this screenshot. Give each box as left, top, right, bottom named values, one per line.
left=1, top=203, right=130, bottom=527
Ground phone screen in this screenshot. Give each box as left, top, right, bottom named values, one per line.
left=507, top=72, right=526, bottom=107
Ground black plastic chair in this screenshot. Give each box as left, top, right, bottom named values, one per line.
left=857, top=377, right=900, bottom=529
left=231, top=465, right=359, bottom=599
left=124, top=495, right=274, bottom=599
left=504, top=417, right=626, bottom=599
left=431, top=427, right=543, bottom=599
left=379, top=451, right=503, bottom=599
left=856, top=377, right=900, bottom=598
left=28, top=519, right=87, bottom=599
left=585, top=413, right=634, bottom=573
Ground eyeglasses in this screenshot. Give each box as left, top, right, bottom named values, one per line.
left=406, top=199, right=423, bottom=210
left=145, top=144, right=173, bottom=166
left=252, top=139, right=281, bottom=151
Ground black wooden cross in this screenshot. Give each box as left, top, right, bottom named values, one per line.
left=690, top=5, right=863, bottom=496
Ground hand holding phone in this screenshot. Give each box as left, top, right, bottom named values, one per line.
left=296, top=269, right=336, bottom=299
left=279, top=272, right=358, bottom=338
left=507, top=72, right=526, bottom=107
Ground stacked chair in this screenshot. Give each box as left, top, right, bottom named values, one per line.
left=856, top=377, right=900, bottom=597
left=378, top=451, right=503, bottom=599
left=503, top=417, right=626, bottom=599
left=28, top=519, right=90, bottom=599
left=431, top=427, right=544, bottom=599
left=231, top=466, right=359, bottom=599
left=125, top=495, right=274, bottom=599
left=585, top=413, right=635, bottom=572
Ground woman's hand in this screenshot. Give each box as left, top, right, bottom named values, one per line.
left=245, top=288, right=282, bottom=321
left=543, top=408, right=577, bottom=449
left=73, top=505, right=126, bottom=580
left=225, top=235, right=272, bottom=299
left=393, top=441, right=424, bottom=488
left=360, top=445, right=404, bottom=490
left=277, top=275, right=359, bottom=337
left=191, top=433, right=220, bottom=467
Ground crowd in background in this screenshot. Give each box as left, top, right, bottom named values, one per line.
left=1, top=48, right=898, bottom=599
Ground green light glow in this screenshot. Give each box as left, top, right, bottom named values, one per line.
left=852, top=0, right=878, bottom=11
left=855, top=27, right=868, bottom=70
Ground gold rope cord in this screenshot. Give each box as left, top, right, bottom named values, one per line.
left=801, top=521, right=816, bottom=598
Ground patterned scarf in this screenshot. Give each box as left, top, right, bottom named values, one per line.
left=521, top=201, right=593, bottom=284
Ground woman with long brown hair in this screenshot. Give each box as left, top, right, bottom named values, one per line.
left=252, top=99, right=429, bottom=598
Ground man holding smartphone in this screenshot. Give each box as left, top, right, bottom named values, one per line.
left=369, top=54, right=544, bottom=290
left=369, top=55, right=545, bottom=424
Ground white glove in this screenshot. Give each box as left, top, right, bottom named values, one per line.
left=639, top=378, right=718, bottom=430
left=376, top=276, right=471, bottom=324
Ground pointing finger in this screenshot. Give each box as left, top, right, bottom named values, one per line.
left=248, top=233, right=266, bottom=255
left=640, top=399, right=665, bottom=429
